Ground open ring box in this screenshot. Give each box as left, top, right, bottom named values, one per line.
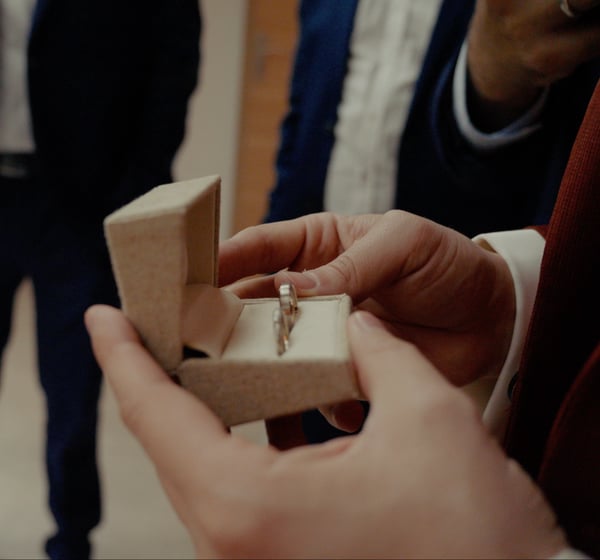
left=103, top=175, right=361, bottom=427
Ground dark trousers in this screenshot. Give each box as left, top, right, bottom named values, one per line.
left=0, top=173, right=118, bottom=559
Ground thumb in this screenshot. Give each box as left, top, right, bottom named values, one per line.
left=275, top=262, right=357, bottom=297
left=347, top=311, right=453, bottom=420
left=274, top=210, right=427, bottom=300
left=275, top=228, right=398, bottom=299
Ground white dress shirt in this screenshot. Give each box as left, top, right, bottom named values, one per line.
left=452, top=41, right=548, bottom=151
left=0, top=0, right=36, bottom=152
left=473, top=229, right=545, bottom=437
left=473, top=229, right=592, bottom=560
left=325, top=0, right=547, bottom=215
left=325, top=0, right=441, bottom=214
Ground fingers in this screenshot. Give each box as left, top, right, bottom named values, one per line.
left=84, top=305, right=227, bottom=471
left=85, top=304, right=167, bottom=392
left=265, top=413, right=307, bottom=450
left=218, top=215, right=338, bottom=287
left=275, top=211, right=426, bottom=300
left=219, top=211, right=428, bottom=303
left=218, top=220, right=304, bottom=286
left=347, top=311, right=454, bottom=425
left=555, top=22, right=600, bottom=64
left=218, top=213, right=385, bottom=291
left=222, top=274, right=279, bottom=299
left=273, top=244, right=384, bottom=299
left=318, top=401, right=366, bottom=433
left=538, top=0, right=600, bottom=65
left=273, top=242, right=377, bottom=299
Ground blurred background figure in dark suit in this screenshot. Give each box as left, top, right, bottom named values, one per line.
left=0, top=1, right=201, bottom=557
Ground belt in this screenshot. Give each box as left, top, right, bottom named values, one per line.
left=0, top=153, right=37, bottom=179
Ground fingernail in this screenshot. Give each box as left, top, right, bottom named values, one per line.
left=351, top=310, right=383, bottom=331
left=331, top=401, right=365, bottom=433
left=286, top=271, right=318, bottom=291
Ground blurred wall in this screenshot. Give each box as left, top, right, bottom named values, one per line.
left=174, top=0, right=247, bottom=239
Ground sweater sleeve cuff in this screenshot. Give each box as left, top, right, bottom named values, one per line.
left=453, top=41, right=548, bottom=152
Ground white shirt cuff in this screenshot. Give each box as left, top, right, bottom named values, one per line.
left=452, top=41, right=548, bottom=152
left=472, top=229, right=545, bottom=437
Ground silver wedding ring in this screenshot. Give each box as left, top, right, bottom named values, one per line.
left=273, top=283, right=299, bottom=356
left=279, top=282, right=299, bottom=329
left=559, top=0, right=580, bottom=18
left=273, top=308, right=289, bottom=356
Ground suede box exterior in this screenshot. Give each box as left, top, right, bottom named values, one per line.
left=103, top=176, right=360, bottom=426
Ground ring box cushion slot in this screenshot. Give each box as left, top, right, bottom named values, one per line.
left=103, top=175, right=360, bottom=426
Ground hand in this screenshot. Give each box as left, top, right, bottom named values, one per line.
left=85, top=304, right=566, bottom=559
left=219, top=211, right=515, bottom=388
left=467, top=0, right=600, bottom=129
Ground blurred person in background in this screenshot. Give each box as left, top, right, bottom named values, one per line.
left=0, top=1, right=201, bottom=557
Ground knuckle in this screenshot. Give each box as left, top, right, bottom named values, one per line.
left=329, top=252, right=361, bottom=286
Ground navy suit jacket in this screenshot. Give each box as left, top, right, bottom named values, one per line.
left=27, top=0, right=201, bottom=236
left=265, top=0, right=600, bottom=237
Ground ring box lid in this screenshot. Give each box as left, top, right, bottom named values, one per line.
left=104, top=175, right=221, bottom=371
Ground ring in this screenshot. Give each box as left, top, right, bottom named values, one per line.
left=278, top=283, right=298, bottom=329
left=558, top=0, right=580, bottom=18
left=273, top=308, right=289, bottom=356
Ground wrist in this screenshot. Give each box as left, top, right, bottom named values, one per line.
left=466, top=67, right=543, bottom=132
left=466, top=14, right=542, bottom=131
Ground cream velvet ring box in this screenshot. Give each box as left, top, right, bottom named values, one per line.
left=103, top=175, right=361, bottom=427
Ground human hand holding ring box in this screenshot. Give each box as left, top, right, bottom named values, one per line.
left=103, top=176, right=361, bottom=426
